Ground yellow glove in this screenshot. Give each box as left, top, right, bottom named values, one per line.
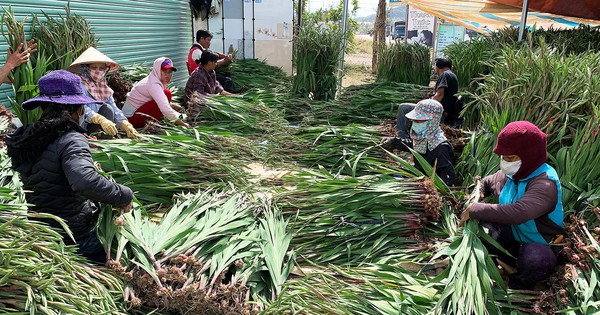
left=89, top=114, right=117, bottom=136
left=120, top=120, right=139, bottom=139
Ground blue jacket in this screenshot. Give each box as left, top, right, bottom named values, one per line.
left=499, top=163, right=563, bottom=244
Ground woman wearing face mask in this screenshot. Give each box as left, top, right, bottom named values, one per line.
left=68, top=47, right=138, bottom=139
left=122, top=57, right=189, bottom=128
left=5, top=70, right=134, bottom=264
left=382, top=99, right=456, bottom=186
left=460, top=121, right=564, bottom=289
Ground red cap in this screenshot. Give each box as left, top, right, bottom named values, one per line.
left=161, top=59, right=177, bottom=71
left=494, top=121, right=547, bottom=180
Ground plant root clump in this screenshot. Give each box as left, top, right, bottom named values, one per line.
left=419, top=178, right=443, bottom=221
left=128, top=263, right=257, bottom=315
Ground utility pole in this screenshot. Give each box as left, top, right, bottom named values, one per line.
left=337, top=0, right=350, bottom=93
left=372, top=0, right=386, bottom=74
left=518, top=0, right=530, bottom=41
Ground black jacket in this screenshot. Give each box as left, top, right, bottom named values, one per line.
left=6, top=126, right=133, bottom=242
left=414, top=141, right=456, bottom=186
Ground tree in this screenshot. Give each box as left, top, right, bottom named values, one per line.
left=372, top=0, right=386, bottom=73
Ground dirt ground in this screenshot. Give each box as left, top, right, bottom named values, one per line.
left=343, top=53, right=375, bottom=87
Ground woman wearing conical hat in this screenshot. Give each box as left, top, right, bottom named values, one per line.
left=68, top=47, right=138, bottom=139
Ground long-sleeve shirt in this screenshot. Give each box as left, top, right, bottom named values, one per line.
left=184, top=66, right=224, bottom=104
left=469, top=170, right=563, bottom=242
left=81, top=84, right=127, bottom=127
left=122, top=57, right=180, bottom=121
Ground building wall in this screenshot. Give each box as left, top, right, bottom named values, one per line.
left=195, top=0, right=293, bottom=74
left=1, top=0, right=192, bottom=106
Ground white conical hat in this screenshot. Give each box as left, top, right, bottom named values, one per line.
left=68, top=47, right=120, bottom=74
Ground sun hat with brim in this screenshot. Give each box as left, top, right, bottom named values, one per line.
left=405, top=99, right=443, bottom=121
left=68, top=47, right=120, bottom=74
left=21, top=70, right=103, bottom=110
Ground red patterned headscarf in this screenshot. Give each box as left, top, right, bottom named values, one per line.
left=80, top=64, right=113, bottom=101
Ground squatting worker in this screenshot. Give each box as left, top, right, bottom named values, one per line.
left=383, top=57, right=460, bottom=149
left=186, top=29, right=234, bottom=92
left=68, top=47, right=138, bottom=139
left=381, top=99, right=456, bottom=186
left=122, top=57, right=189, bottom=128
left=460, top=121, right=564, bottom=289
left=6, top=70, right=134, bottom=264
left=184, top=51, right=239, bottom=105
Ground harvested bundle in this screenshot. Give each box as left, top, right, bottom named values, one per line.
left=280, top=171, right=443, bottom=265
left=0, top=194, right=125, bottom=314
left=31, top=4, right=97, bottom=71
left=377, top=42, right=431, bottom=85
left=100, top=190, right=295, bottom=314
left=218, top=58, right=289, bottom=90
left=292, top=23, right=340, bottom=101
left=432, top=219, right=506, bottom=315
left=188, top=93, right=289, bottom=135
left=1, top=7, right=46, bottom=124
left=309, top=81, right=429, bottom=126
left=264, top=264, right=437, bottom=314
left=91, top=130, right=251, bottom=206
left=295, top=125, right=388, bottom=176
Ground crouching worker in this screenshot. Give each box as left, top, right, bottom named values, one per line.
left=68, top=47, right=138, bottom=139
left=122, top=57, right=189, bottom=128
left=460, top=121, right=564, bottom=289
left=381, top=99, right=456, bottom=186
left=6, top=70, right=134, bottom=264
left=184, top=51, right=239, bottom=105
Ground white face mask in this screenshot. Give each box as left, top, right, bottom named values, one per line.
left=411, top=122, right=428, bottom=135
left=500, top=157, right=522, bottom=177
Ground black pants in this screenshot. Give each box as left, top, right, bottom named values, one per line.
left=216, top=72, right=234, bottom=93
left=76, top=232, right=107, bottom=265
left=482, top=222, right=557, bottom=289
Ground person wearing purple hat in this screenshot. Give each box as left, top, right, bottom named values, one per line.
left=5, top=70, right=134, bottom=264
left=460, top=121, right=565, bottom=289
left=380, top=99, right=456, bottom=186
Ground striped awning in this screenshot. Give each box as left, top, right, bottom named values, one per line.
left=402, top=0, right=600, bottom=34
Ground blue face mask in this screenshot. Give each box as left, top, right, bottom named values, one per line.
left=411, top=122, right=428, bottom=135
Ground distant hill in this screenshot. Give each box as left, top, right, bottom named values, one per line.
left=355, top=6, right=407, bottom=23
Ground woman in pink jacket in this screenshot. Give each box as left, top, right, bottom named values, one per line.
left=122, top=57, right=189, bottom=128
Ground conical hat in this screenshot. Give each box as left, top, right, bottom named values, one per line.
left=68, top=47, right=120, bottom=74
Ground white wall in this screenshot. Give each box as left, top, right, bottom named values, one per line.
left=192, top=0, right=293, bottom=74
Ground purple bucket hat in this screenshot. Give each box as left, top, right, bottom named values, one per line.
left=405, top=99, right=443, bottom=121
left=21, top=70, right=102, bottom=110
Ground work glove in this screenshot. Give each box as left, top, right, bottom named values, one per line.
left=120, top=120, right=140, bottom=139
left=89, top=114, right=118, bottom=136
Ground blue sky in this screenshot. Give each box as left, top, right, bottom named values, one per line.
left=306, top=0, right=380, bottom=17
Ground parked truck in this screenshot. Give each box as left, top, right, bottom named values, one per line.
left=391, top=21, right=406, bottom=40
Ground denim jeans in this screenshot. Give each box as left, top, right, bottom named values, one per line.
left=396, top=103, right=416, bottom=138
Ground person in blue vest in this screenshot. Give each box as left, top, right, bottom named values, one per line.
left=460, top=120, right=564, bottom=289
